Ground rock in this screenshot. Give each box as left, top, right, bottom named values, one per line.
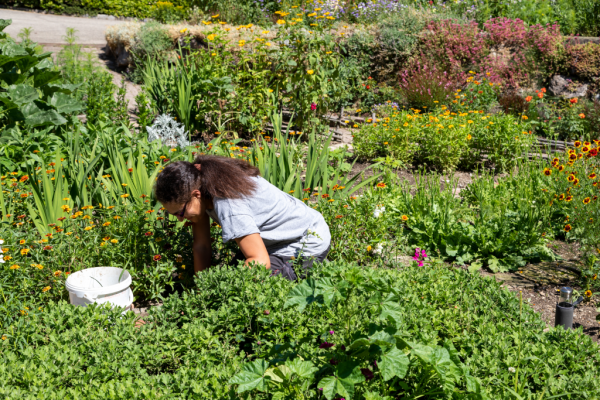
left=548, top=75, right=588, bottom=98
left=116, top=44, right=132, bottom=68
left=178, top=36, right=207, bottom=50
left=96, top=14, right=109, bottom=19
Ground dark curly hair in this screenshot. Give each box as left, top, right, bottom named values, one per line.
left=153, top=155, right=260, bottom=204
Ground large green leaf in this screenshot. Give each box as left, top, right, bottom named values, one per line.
left=228, top=359, right=270, bottom=393
left=21, top=101, right=67, bottom=127
left=49, top=92, right=83, bottom=114
left=7, top=84, right=38, bottom=105
left=0, top=19, right=11, bottom=33
left=286, top=358, right=318, bottom=379
left=379, top=347, right=410, bottom=381
left=318, top=362, right=365, bottom=400
left=284, top=278, right=317, bottom=312
left=33, top=69, right=61, bottom=88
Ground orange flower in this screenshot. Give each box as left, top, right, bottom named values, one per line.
left=537, top=92, right=543, bottom=99
left=579, top=113, right=585, bottom=119
left=564, top=224, right=572, bottom=232
left=153, top=255, right=162, bottom=261
left=401, top=215, right=409, bottom=221
left=570, top=98, right=578, bottom=104
left=376, top=182, right=387, bottom=189
left=525, top=96, right=533, bottom=102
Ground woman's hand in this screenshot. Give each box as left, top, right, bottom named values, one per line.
left=235, top=233, right=270, bottom=270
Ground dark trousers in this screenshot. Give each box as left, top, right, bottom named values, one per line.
left=230, top=246, right=330, bottom=281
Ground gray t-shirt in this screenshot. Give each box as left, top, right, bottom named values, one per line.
left=205, top=176, right=331, bottom=258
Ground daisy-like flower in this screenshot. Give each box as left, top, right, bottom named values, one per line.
left=153, top=255, right=162, bottom=261
left=564, top=224, right=572, bottom=232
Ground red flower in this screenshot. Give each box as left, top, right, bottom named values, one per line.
left=145, top=232, right=153, bottom=236
left=570, top=98, right=578, bottom=104
left=590, top=148, right=598, bottom=156
left=128, top=168, right=133, bottom=173
left=43, top=245, right=53, bottom=250
left=525, top=96, right=533, bottom=102
left=366, top=85, right=370, bottom=89
left=335, top=215, right=343, bottom=219
left=153, top=255, right=162, bottom=261
left=361, top=368, right=375, bottom=380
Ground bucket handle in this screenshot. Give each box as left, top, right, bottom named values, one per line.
left=128, top=288, right=134, bottom=305
left=83, top=292, right=98, bottom=302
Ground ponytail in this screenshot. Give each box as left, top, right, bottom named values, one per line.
left=154, top=155, right=260, bottom=204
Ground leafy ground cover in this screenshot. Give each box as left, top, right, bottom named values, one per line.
left=2, top=262, right=599, bottom=399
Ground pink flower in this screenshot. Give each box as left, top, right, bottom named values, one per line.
left=310, top=102, right=317, bottom=111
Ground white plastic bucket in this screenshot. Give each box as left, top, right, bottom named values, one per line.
left=65, top=267, right=133, bottom=313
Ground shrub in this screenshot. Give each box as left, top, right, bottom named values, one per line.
left=0, top=20, right=82, bottom=130
left=398, top=59, right=458, bottom=110
left=566, top=42, right=600, bottom=94
left=353, top=105, right=535, bottom=172
left=418, top=19, right=487, bottom=83
left=151, top=1, right=188, bottom=23
left=128, top=22, right=174, bottom=83
left=498, top=91, right=530, bottom=116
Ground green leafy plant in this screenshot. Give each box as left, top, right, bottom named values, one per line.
left=0, top=20, right=82, bottom=129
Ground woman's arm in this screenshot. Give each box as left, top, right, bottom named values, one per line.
left=192, top=211, right=212, bottom=273
left=235, top=233, right=271, bottom=269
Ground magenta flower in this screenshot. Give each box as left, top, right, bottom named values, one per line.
left=310, top=102, right=317, bottom=111
left=329, top=330, right=335, bottom=335
left=319, top=342, right=335, bottom=349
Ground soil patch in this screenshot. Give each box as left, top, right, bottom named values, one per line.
left=480, top=240, right=599, bottom=343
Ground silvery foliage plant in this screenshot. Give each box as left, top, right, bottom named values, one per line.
left=146, top=114, right=189, bottom=148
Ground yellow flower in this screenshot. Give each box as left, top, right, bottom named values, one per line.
left=62, top=197, right=69, bottom=201
left=84, top=226, right=92, bottom=231
left=207, top=34, right=216, bottom=41
left=42, top=286, right=51, bottom=292
left=111, top=239, right=118, bottom=244
left=20, top=248, right=29, bottom=255
left=467, top=134, right=472, bottom=140
left=10, top=264, right=19, bottom=270
left=121, top=194, right=129, bottom=198
left=276, top=19, right=286, bottom=24
left=65, top=232, right=73, bottom=235
left=113, top=216, right=122, bottom=220
left=522, top=115, right=528, bottom=120
left=238, top=39, right=246, bottom=46
left=179, top=28, right=188, bottom=34
left=103, top=222, right=111, bottom=227
left=367, top=245, right=372, bottom=252
left=307, top=69, right=314, bottom=75
left=467, top=120, right=473, bottom=124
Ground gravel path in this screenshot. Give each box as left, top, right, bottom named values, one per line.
left=1, top=9, right=128, bottom=46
